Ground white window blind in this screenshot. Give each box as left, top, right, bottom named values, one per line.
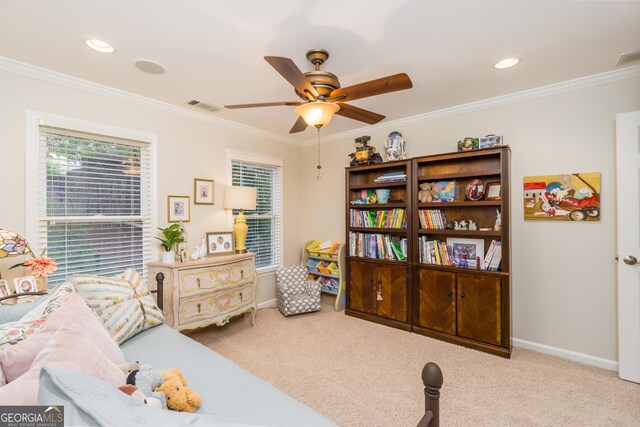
left=231, top=160, right=282, bottom=270
left=37, top=126, right=153, bottom=284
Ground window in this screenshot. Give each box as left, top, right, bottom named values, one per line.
left=230, top=156, right=282, bottom=271
left=28, top=115, right=155, bottom=285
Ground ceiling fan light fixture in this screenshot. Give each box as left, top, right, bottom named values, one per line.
left=295, top=101, right=340, bottom=128
left=494, top=57, right=519, bottom=69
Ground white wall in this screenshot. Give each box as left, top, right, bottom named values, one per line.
left=0, top=68, right=303, bottom=305
left=301, top=76, right=640, bottom=362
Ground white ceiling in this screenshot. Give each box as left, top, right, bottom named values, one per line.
left=1, top=0, right=639, bottom=139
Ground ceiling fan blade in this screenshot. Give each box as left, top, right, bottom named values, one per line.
left=336, top=103, right=385, bottom=124
left=330, top=73, right=413, bottom=102
left=264, top=56, right=319, bottom=100
left=289, top=116, right=308, bottom=133
left=224, top=101, right=303, bottom=109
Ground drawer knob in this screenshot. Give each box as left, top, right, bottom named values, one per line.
left=196, top=278, right=201, bottom=288
left=197, top=303, right=201, bottom=313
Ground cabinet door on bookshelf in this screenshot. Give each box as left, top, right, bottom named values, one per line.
left=376, top=264, right=407, bottom=322
left=348, top=260, right=377, bottom=315
left=417, top=269, right=456, bottom=334
left=456, top=273, right=502, bottom=346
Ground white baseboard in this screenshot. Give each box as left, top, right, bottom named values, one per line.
left=513, top=338, right=618, bottom=371
left=257, top=298, right=277, bottom=309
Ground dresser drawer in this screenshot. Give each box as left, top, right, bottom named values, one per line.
left=178, top=284, right=254, bottom=326
left=178, top=260, right=254, bottom=296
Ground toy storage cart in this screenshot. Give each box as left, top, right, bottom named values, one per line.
left=302, top=240, right=346, bottom=311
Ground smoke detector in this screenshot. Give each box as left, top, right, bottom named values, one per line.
left=617, top=50, right=640, bottom=67
left=186, top=100, right=221, bottom=113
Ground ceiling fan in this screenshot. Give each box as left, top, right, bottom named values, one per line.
left=224, top=49, right=413, bottom=133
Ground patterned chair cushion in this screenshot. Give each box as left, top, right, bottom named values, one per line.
left=276, top=265, right=321, bottom=317
left=70, top=269, right=164, bottom=345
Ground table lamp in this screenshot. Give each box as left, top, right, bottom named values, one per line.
left=0, top=229, right=32, bottom=280
left=224, top=186, right=257, bottom=253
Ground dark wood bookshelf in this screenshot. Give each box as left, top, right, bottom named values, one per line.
left=349, top=203, right=407, bottom=209
left=350, top=181, right=407, bottom=190
left=351, top=227, right=407, bottom=234
left=418, top=200, right=501, bottom=208
left=417, top=169, right=501, bottom=181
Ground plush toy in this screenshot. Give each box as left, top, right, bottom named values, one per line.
left=418, top=183, right=439, bottom=203
left=126, top=364, right=167, bottom=409
left=118, top=384, right=163, bottom=409
left=118, top=361, right=140, bottom=376
left=156, top=368, right=202, bottom=413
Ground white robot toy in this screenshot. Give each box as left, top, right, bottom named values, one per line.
left=384, top=131, right=406, bottom=162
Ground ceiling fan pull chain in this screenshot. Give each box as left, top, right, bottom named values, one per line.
left=317, top=128, right=322, bottom=180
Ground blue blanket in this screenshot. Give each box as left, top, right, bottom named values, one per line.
left=120, top=325, right=334, bottom=427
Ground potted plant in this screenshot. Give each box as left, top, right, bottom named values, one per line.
left=156, top=224, right=185, bottom=264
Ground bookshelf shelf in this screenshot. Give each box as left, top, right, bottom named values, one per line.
left=418, top=229, right=502, bottom=237
left=417, top=169, right=501, bottom=181
left=418, top=201, right=501, bottom=208
left=346, top=256, right=409, bottom=266
left=350, top=227, right=407, bottom=234
left=415, top=263, right=509, bottom=277
left=350, top=181, right=406, bottom=190
left=349, top=203, right=407, bottom=209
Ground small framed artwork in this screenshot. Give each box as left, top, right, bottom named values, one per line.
left=194, top=179, right=214, bottom=205
left=478, top=134, right=502, bottom=149
left=206, top=232, right=235, bottom=256
left=0, top=280, right=10, bottom=298
left=485, top=182, right=501, bottom=201
left=446, top=238, right=484, bottom=269
left=14, top=276, right=37, bottom=294
left=465, top=179, right=485, bottom=201
left=167, top=195, right=190, bottom=223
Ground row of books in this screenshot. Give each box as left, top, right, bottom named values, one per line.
left=374, top=172, right=406, bottom=183
left=418, top=209, right=448, bottom=229
left=418, top=237, right=457, bottom=266
left=349, top=232, right=407, bottom=261
left=350, top=209, right=407, bottom=229
left=482, top=240, right=502, bottom=271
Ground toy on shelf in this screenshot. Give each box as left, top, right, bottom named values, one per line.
left=349, top=135, right=383, bottom=166
left=418, top=183, right=439, bottom=203
left=384, top=131, right=406, bottom=162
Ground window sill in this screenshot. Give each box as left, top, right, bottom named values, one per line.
left=257, top=265, right=281, bottom=277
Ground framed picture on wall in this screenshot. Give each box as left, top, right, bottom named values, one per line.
left=206, top=232, right=235, bottom=256
left=194, top=178, right=214, bottom=205
left=167, top=195, right=190, bottom=223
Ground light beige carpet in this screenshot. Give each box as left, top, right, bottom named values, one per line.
left=188, top=297, right=640, bottom=427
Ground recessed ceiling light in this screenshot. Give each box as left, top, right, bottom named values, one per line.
left=494, top=58, right=519, bottom=69
left=85, top=39, right=114, bottom=53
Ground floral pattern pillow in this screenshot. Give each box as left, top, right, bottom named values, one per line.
left=0, top=319, right=46, bottom=350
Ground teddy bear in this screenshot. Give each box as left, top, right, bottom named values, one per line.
left=418, top=183, right=439, bottom=203
left=156, top=368, right=202, bottom=413
left=126, top=364, right=167, bottom=409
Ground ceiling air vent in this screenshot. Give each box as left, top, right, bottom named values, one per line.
left=186, top=100, right=220, bottom=113
left=617, top=50, right=640, bottom=66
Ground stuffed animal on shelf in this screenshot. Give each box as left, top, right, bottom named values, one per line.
left=126, top=364, right=167, bottom=409
left=156, top=368, right=202, bottom=413
left=118, top=384, right=163, bottom=409
left=418, top=183, right=439, bottom=203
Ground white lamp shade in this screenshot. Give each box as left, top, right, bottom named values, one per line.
left=224, top=186, right=257, bottom=210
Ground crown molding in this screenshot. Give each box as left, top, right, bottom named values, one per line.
left=301, top=64, right=640, bottom=146
left=0, top=56, right=301, bottom=146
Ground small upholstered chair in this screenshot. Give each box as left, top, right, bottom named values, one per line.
left=276, top=265, right=322, bottom=317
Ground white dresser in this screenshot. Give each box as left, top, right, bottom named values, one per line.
left=148, top=252, right=257, bottom=331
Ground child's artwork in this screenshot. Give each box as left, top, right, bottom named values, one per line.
left=432, top=181, right=457, bottom=202
left=523, top=172, right=600, bottom=221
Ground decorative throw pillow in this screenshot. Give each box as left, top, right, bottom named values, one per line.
left=0, top=321, right=125, bottom=404
left=71, top=269, right=164, bottom=345
left=0, top=319, right=45, bottom=350
left=0, top=293, right=125, bottom=383
left=18, top=283, right=76, bottom=323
